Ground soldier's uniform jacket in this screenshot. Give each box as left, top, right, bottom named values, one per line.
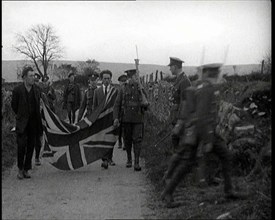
left=63, top=82, right=81, bottom=110
left=113, top=81, right=148, bottom=123
left=78, top=85, right=97, bottom=120
left=170, top=72, right=191, bottom=124
left=181, top=80, right=220, bottom=145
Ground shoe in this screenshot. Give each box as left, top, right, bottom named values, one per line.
left=17, top=170, right=24, bottom=180
left=160, top=191, right=180, bottom=208
left=101, top=161, right=108, bottom=169
left=23, top=170, right=31, bottom=178
left=134, top=164, right=141, bottom=171
left=126, top=160, right=132, bottom=168
left=35, top=158, right=41, bottom=166
left=108, top=159, right=116, bottom=166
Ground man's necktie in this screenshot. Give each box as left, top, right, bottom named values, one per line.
left=105, top=86, right=108, bottom=96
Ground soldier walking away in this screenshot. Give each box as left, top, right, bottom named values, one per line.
left=168, top=57, right=191, bottom=153
left=78, top=72, right=99, bottom=121
left=11, top=66, right=43, bottom=179
left=113, top=69, right=149, bottom=171
left=161, top=63, right=246, bottom=208
left=63, top=71, right=81, bottom=124
left=117, top=74, right=128, bottom=150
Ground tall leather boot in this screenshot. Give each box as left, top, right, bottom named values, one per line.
left=125, top=143, right=132, bottom=168
left=133, top=143, right=142, bottom=171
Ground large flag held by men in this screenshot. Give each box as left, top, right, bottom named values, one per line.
left=40, top=87, right=118, bottom=170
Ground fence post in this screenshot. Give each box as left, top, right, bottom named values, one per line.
left=261, top=60, right=264, bottom=74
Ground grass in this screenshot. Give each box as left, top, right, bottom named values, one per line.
left=141, top=79, right=271, bottom=219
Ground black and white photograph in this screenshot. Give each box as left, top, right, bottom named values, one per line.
left=2, top=1, right=271, bottom=219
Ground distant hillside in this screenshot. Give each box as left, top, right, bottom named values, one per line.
left=1, top=60, right=261, bottom=83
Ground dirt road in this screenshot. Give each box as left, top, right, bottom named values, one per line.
left=2, top=145, right=156, bottom=219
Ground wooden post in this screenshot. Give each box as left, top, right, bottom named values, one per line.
left=261, top=60, right=264, bottom=74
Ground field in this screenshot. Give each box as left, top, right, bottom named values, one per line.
left=2, top=69, right=271, bottom=219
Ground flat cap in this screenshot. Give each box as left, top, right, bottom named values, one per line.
left=88, top=72, right=99, bottom=81
left=124, top=69, right=137, bottom=77
left=118, top=74, right=127, bottom=82
left=168, top=57, right=184, bottom=66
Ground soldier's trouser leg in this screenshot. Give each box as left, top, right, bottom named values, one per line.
left=123, top=123, right=133, bottom=162
left=164, top=153, right=182, bottom=180
left=211, top=135, right=233, bottom=193
left=132, top=123, right=143, bottom=171
left=163, top=144, right=198, bottom=196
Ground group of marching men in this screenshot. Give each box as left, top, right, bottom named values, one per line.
left=11, top=56, right=247, bottom=208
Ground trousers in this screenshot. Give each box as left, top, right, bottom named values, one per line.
left=17, top=119, right=38, bottom=171
left=164, top=133, right=233, bottom=195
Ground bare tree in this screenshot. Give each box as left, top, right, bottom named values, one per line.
left=13, top=24, right=63, bottom=79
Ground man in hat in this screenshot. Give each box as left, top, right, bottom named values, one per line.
left=78, top=72, right=99, bottom=121
left=161, top=63, right=244, bottom=208
left=93, top=70, right=117, bottom=169
left=113, top=69, right=149, bottom=171
left=167, top=57, right=191, bottom=152
left=117, top=74, right=128, bottom=150
left=11, top=66, right=43, bottom=179
left=63, top=71, right=81, bottom=124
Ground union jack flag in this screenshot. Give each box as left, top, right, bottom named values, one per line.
left=41, top=87, right=118, bottom=170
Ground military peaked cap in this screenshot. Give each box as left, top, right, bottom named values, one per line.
left=118, top=74, right=127, bottom=82
left=201, top=63, right=223, bottom=77
left=168, top=57, right=184, bottom=66
left=124, top=69, right=137, bottom=77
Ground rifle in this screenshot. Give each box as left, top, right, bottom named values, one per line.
left=134, top=46, right=149, bottom=107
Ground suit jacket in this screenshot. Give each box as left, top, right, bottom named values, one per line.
left=11, top=83, right=43, bottom=135
left=93, top=85, right=115, bottom=110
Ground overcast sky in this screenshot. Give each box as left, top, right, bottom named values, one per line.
left=2, top=1, right=271, bottom=66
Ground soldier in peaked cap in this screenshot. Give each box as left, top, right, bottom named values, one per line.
left=167, top=57, right=192, bottom=152
left=117, top=74, right=128, bottom=150
left=161, top=63, right=245, bottom=208
left=78, top=72, right=99, bottom=121
left=113, top=68, right=149, bottom=171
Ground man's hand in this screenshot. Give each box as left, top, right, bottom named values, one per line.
left=113, top=119, right=120, bottom=128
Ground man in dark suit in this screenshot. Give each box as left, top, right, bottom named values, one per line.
left=11, top=66, right=43, bottom=179
left=93, top=70, right=117, bottom=169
